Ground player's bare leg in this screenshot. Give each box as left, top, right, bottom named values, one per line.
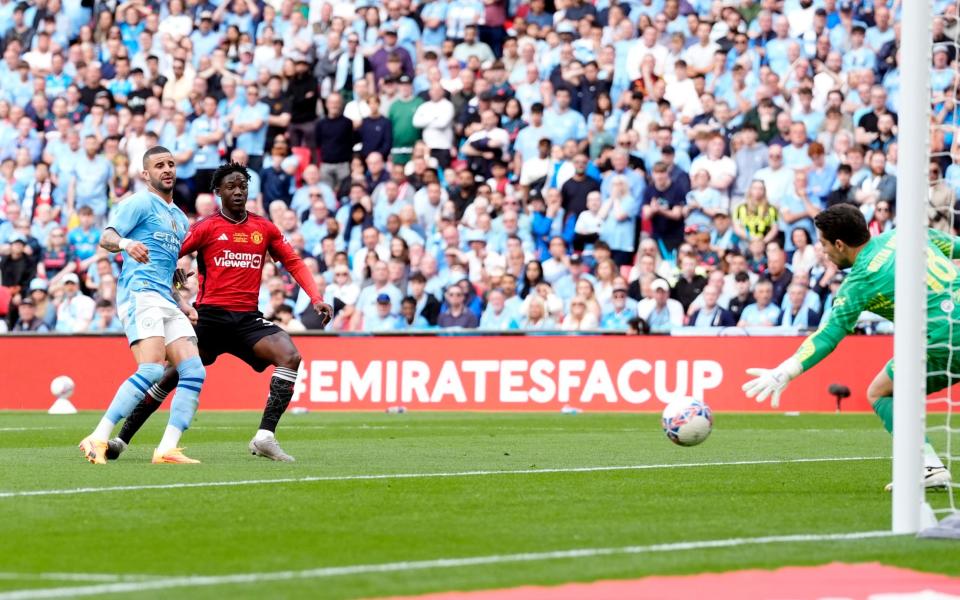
left=80, top=337, right=166, bottom=464
left=247, top=332, right=301, bottom=462
left=867, top=368, right=952, bottom=490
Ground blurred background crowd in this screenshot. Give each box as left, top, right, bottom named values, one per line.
left=0, top=0, right=956, bottom=334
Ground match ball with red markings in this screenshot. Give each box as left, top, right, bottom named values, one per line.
left=661, top=399, right=713, bottom=447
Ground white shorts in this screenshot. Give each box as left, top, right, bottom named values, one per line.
left=118, top=291, right=196, bottom=346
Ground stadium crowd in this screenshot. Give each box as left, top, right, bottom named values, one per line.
left=0, top=0, right=956, bottom=335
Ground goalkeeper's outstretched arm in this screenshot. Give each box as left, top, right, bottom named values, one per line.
left=743, top=272, right=870, bottom=406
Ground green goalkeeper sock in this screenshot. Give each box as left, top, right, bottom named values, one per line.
left=873, top=397, right=946, bottom=469
left=873, top=396, right=894, bottom=434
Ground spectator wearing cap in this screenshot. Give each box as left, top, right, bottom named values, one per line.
left=0, top=232, right=34, bottom=292
left=11, top=296, right=49, bottom=332
left=412, top=85, right=455, bottom=169
left=463, top=229, right=503, bottom=284
left=190, top=11, right=222, bottom=65
left=553, top=253, right=596, bottom=303
left=25, top=277, right=55, bottom=329
left=600, top=284, right=635, bottom=330
left=52, top=272, right=94, bottom=333
left=371, top=29, right=414, bottom=83
left=362, top=293, right=400, bottom=331
left=688, top=285, right=736, bottom=328
left=637, top=278, right=684, bottom=334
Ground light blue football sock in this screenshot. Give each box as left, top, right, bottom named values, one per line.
left=104, top=363, right=165, bottom=425
left=167, top=357, right=206, bottom=432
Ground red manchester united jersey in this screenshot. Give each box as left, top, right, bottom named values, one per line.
left=180, top=212, right=319, bottom=312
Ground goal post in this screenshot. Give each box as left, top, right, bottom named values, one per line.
left=891, top=0, right=931, bottom=533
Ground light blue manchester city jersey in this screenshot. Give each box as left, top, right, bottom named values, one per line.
left=107, top=191, right=189, bottom=307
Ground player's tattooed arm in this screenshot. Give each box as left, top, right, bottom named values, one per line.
left=99, top=228, right=122, bottom=252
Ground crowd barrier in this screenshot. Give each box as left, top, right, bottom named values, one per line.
left=0, top=333, right=918, bottom=412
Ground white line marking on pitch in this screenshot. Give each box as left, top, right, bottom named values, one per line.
left=0, top=427, right=68, bottom=432
left=0, top=456, right=887, bottom=499
left=0, top=573, right=159, bottom=583
left=0, top=530, right=900, bottom=600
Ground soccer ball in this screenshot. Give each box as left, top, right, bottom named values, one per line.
left=50, top=376, right=75, bottom=399
left=662, top=399, right=713, bottom=447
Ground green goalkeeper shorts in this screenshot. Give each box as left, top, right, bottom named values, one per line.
left=885, top=344, right=960, bottom=395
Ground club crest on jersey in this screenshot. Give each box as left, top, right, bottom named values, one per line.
left=251, top=231, right=263, bottom=245
left=233, top=232, right=249, bottom=243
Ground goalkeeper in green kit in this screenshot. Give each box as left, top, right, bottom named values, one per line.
left=743, top=204, right=953, bottom=490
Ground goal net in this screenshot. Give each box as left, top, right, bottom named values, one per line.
left=895, top=0, right=960, bottom=531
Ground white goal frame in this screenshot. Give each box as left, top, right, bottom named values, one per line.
left=891, top=0, right=931, bottom=533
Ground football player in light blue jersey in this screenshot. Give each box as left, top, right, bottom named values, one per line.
left=79, top=146, right=207, bottom=465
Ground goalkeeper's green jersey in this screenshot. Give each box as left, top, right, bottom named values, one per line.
left=794, top=228, right=960, bottom=372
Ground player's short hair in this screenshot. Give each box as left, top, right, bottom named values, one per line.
left=814, top=204, right=870, bottom=247
left=142, top=145, right=172, bottom=168
left=210, top=161, right=251, bottom=193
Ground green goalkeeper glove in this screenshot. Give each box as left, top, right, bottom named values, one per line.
left=742, top=357, right=803, bottom=408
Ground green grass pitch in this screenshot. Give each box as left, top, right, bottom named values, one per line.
left=0, top=411, right=957, bottom=599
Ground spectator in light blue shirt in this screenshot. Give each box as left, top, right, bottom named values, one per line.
left=738, top=280, right=782, bottom=327
left=479, top=289, right=518, bottom=330
left=363, top=294, right=401, bottom=331
left=842, top=26, right=875, bottom=72
left=600, top=286, right=634, bottom=330
left=88, top=299, right=124, bottom=332
left=69, top=136, right=114, bottom=223
left=420, top=0, right=449, bottom=50
left=232, top=85, right=270, bottom=171
left=542, top=89, right=587, bottom=145
left=396, top=297, right=432, bottom=330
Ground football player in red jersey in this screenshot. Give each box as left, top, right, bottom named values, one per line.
left=107, top=162, right=333, bottom=462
